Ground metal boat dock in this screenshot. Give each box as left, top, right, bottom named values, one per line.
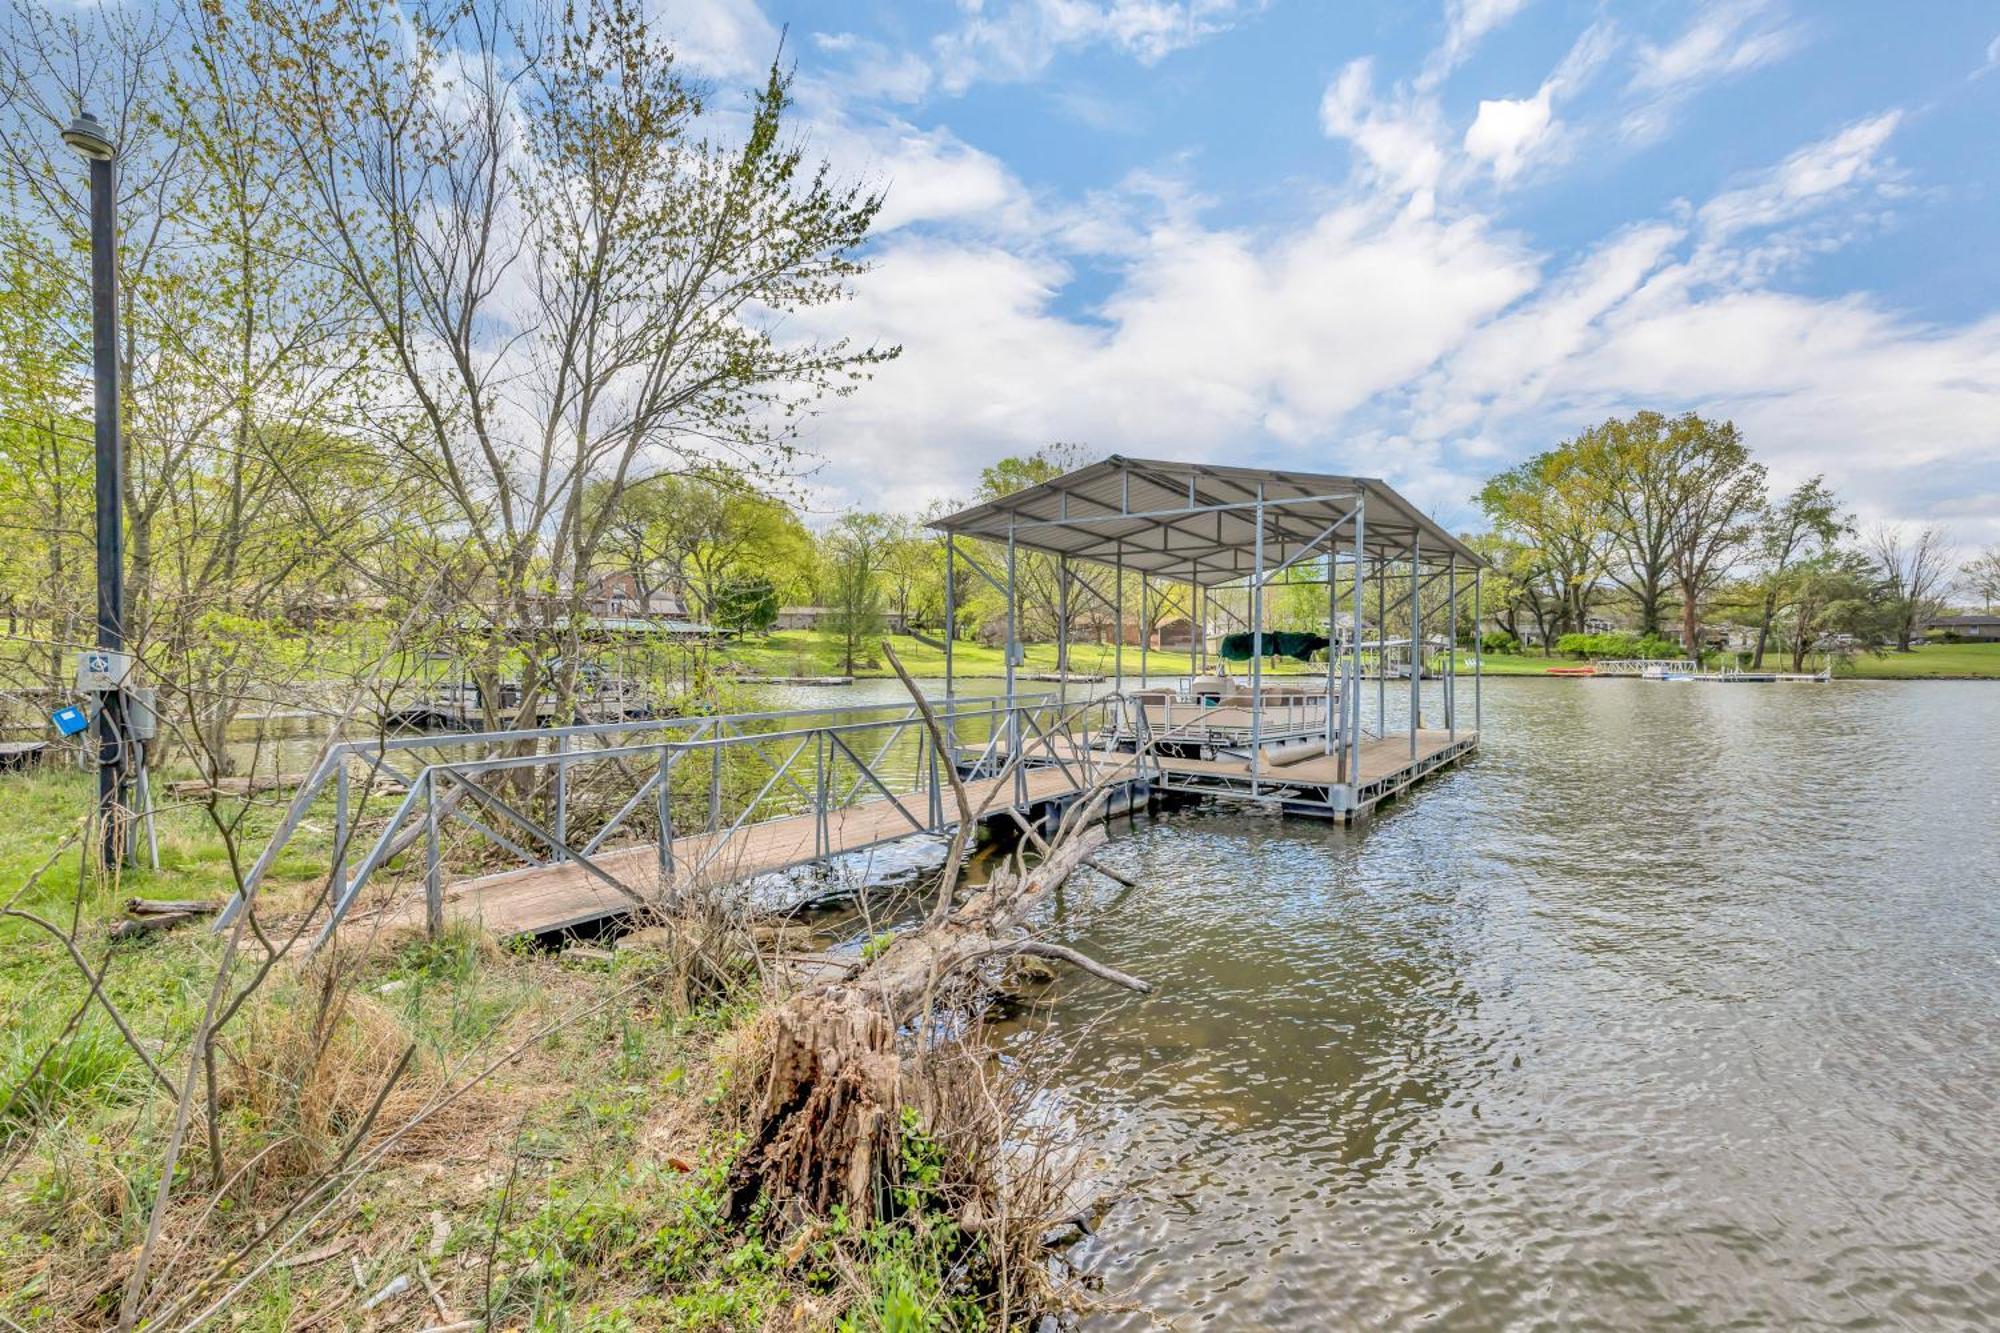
left=218, top=459, right=1486, bottom=944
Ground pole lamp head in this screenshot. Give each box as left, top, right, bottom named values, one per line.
left=62, top=111, right=116, bottom=161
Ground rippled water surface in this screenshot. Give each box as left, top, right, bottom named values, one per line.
left=1021, top=680, right=2000, bottom=1329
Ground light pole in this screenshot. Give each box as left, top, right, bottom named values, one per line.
left=64, top=110, right=128, bottom=868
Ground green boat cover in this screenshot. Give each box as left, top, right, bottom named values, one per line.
left=1218, top=631, right=1329, bottom=662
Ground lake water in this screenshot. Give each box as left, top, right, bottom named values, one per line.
left=1016, top=679, right=2000, bottom=1329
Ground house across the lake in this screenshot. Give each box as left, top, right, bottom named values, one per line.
left=1926, top=614, right=2000, bottom=641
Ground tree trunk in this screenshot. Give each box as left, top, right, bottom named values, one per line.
left=1752, top=587, right=1778, bottom=669
left=728, top=801, right=1138, bottom=1223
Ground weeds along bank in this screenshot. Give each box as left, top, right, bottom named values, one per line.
left=0, top=768, right=1103, bottom=1330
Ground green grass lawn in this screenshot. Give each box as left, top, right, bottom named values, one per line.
left=1835, top=641, right=2000, bottom=678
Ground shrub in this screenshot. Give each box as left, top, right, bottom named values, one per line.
left=1553, top=631, right=1684, bottom=660
left=1479, top=630, right=1519, bottom=655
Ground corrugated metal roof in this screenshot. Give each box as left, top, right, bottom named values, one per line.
left=929, top=455, right=1482, bottom=585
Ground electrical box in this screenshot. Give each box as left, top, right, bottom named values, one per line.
left=52, top=705, right=89, bottom=737
left=75, top=649, right=135, bottom=693
left=125, top=687, right=158, bottom=741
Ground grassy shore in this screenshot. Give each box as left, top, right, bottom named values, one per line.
left=0, top=769, right=1003, bottom=1330
left=717, top=634, right=2000, bottom=682
left=1829, top=641, right=2000, bottom=678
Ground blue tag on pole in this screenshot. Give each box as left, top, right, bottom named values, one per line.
left=52, top=706, right=89, bottom=736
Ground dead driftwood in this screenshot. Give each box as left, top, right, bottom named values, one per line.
left=128, top=897, right=223, bottom=916
left=110, top=898, right=225, bottom=940
left=110, top=912, right=201, bottom=939
left=725, top=644, right=1152, bottom=1224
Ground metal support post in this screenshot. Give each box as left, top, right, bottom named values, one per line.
left=1057, top=554, right=1069, bottom=708
left=71, top=116, right=128, bottom=871
left=554, top=733, right=568, bottom=854
left=943, top=535, right=957, bottom=699
left=655, top=746, right=674, bottom=886
left=1005, top=528, right=1020, bottom=770
left=1377, top=553, right=1386, bottom=737
left=333, top=762, right=350, bottom=903
left=815, top=731, right=830, bottom=858
left=1350, top=496, right=1366, bottom=789
left=1474, top=567, right=1484, bottom=732
left=1447, top=553, right=1458, bottom=740
left=424, top=770, right=443, bottom=938
left=1113, top=546, right=1124, bottom=685
left=1325, top=552, right=1338, bottom=759
left=708, top=742, right=723, bottom=832
left=1250, top=484, right=1265, bottom=789
left=1410, top=534, right=1421, bottom=761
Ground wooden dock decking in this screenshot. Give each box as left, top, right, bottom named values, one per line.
left=377, top=764, right=1100, bottom=938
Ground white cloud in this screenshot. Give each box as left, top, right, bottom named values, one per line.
left=933, top=0, right=1257, bottom=94
left=1421, top=0, right=1532, bottom=89
left=1319, top=59, right=1448, bottom=213
left=651, top=0, right=779, bottom=79
left=811, top=31, right=935, bottom=103
left=1459, top=19, right=1616, bottom=184
left=1697, top=111, right=1902, bottom=240
left=1623, top=1, right=1803, bottom=143
left=1400, top=120, right=1999, bottom=538
left=1463, top=87, right=1552, bottom=182
left=1631, top=1, right=1797, bottom=92
left=788, top=190, right=1537, bottom=515
left=850, top=123, right=1030, bottom=233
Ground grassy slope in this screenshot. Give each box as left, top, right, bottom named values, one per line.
left=0, top=771, right=961, bottom=1330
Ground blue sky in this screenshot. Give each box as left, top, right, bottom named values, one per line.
left=665, top=0, right=2000, bottom=541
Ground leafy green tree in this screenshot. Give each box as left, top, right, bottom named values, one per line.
left=0, top=217, right=92, bottom=688
left=820, top=514, right=891, bottom=673
left=1477, top=448, right=1614, bottom=642
left=713, top=574, right=780, bottom=637
left=1661, top=416, right=1767, bottom=657
left=1463, top=532, right=1549, bottom=651
left=597, top=474, right=814, bottom=623
left=1751, top=477, right=1848, bottom=667
left=1570, top=411, right=1682, bottom=635
left=1787, top=547, right=1887, bottom=669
